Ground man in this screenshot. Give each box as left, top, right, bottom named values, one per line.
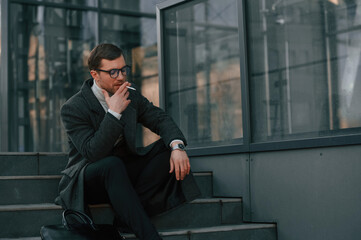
left=56, top=43, right=200, bottom=240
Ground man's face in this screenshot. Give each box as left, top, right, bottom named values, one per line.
left=90, top=55, right=127, bottom=95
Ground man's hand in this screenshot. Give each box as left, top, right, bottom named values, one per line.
left=169, top=149, right=190, bottom=181
left=102, top=82, right=131, bottom=113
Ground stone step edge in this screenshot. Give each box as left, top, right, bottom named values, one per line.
left=0, top=152, right=66, bottom=156
left=0, top=223, right=276, bottom=240
left=125, top=223, right=277, bottom=238
left=0, top=198, right=241, bottom=212
left=0, top=172, right=212, bottom=180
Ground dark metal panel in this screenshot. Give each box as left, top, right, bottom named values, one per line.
left=238, top=0, right=251, bottom=150
left=250, top=134, right=361, bottom=153
left=187, top=144, right=246, bottom=157
left=190, top=153, right=247, bottom=198
left=250, top=145, right=361, bottom=240
left=156, top=4, right=165, bottom=109
left=0, top=0, right=9, bottom=151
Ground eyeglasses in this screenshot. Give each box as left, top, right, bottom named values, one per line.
left=95, top=65, right=131, bottom=79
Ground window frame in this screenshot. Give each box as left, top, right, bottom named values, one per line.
left=157, top=0, right=361, bottom=157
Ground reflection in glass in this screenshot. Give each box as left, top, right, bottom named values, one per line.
left=101, top=14, right=160, bottom=146
left=102, top=0, right=167, bottom=13
left=247, top=0, right=361, bottom=143
left=9, top=4, right=96, bottom=151
left=35, top=0, right=97, bottom=7
left=163, top=0, right=242, bottom=147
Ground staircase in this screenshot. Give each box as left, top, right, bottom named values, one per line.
left=0, top=153, right=277, bottom=239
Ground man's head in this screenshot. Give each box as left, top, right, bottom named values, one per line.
left=89, top=43, right=129, bottom=94
left=88, top=43, right=123, bottom=71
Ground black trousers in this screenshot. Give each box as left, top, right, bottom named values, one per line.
left=84, top=141, right=177, bottom=240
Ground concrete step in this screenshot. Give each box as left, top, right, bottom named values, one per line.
left=0, top=198, right=241, bottom=238
left=0, top=172, right=212, bottom=205
left=91, top=198, right=243, bottom=229
left=124, top=223, right=277, bottom=240
left=0, top=153, right=67, bottom=176
left=0, top=223, right=277, bottom=240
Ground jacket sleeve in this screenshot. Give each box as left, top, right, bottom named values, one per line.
left=133, top=90, right=187, bottom=147
left=61, top=99, right=126, bottom=162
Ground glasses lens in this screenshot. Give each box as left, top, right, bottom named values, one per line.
left=109, top=69, right=120, bottom=78
left=121, top=66, right=131, bottom=76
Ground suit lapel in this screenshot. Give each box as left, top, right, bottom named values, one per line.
left=81, top=79, right=106, bottom=128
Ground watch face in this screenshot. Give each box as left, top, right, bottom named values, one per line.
left=178, top=143, right=185, bottom=150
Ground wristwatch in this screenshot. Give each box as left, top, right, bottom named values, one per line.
left=171, top=143, right=186, bottom=151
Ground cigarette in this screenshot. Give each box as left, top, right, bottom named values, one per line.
left=126, top=86, right=136, bottom=91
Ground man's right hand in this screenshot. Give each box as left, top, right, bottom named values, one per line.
left=102, top=82, right=131, bottom=114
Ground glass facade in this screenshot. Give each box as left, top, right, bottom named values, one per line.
left=9, top=4, right=97, bottom=151
left=162, top=0, right=243, bottom=148
left=247, top=0, right=361, bottom=143
left=3, top=0, right=164, bottom=152
left=2, top=0, right=361, bottom=152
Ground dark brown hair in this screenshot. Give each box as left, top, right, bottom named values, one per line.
left=88, top=43, right=123, bottom=70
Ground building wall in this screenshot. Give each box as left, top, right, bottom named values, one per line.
left=191, top=144, right=361, bottom=240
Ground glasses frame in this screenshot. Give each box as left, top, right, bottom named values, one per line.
left=95, top=65, right=131, bottom=79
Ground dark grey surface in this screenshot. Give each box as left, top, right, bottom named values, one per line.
left=190, top=153, right=250, bottom=220
left=0, top=153, right=67, bottom=176
left=192, top=173, right=213, bottom=198
left=0, top=154, right=38, bottom=176
left=0, top=172, right=211, bottom=205
left=0, top=208, right=62, bottom=238
left=90, top=199, right=242, bottom=229
left=191, top=228, right=277, bottom=240
left=0, top=178, right=60, bottom=204
left=38, top=154, right=67, bottom=175
left=251, top=145, right=361, bottom=240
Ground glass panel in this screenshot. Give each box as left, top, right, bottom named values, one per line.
left=102, top=0, right=167, bottom=13
left=247, top=0, right=361, bottom=143
left=9, top=3, right=96, bottom=151
left=35, top=0, right=97, bottom=7
left=101, top=14, right=160, bottom=146
left=162, top=0, right=242, bottom=147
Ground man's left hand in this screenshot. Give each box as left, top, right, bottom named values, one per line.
left=169, top=150, right=190, bottom=181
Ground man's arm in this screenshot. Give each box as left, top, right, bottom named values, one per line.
left=61, top=98, right=126, bottom=162
left=133, top=92, right=190, bottom=180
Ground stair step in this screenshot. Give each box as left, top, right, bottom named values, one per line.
left=0, top=172, right=212, bottom=205
left=0, top=153, right=67, bottom=176
left=0, top=198, right=242, bottom=238
left=0, top=223, right=276, bottom=240
left=0, top=176, right=61, bottom=205
left=91, top=198, right=242, bottom=229
left=122, top=223, right=277, bottom=240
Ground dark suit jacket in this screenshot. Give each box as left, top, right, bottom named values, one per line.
left=56, top=78, right=200, bottom=212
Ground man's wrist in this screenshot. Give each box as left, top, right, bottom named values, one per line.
left=108, top=109, right=122, bottom=120
left=170, top=140, right=186, bottom=151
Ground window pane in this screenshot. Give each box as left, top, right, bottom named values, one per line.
left=101, top=14, right=160, bottom=146
left=162, top=0, right=242, bottom=147
left=247, top=0, right=361, bottom=143
left=9, top=4, right=96, bottom=151
left=102, top=0, right=167, bottom=13
left=35, top=0, right=97, bottom=7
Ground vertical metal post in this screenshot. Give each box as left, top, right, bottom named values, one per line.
left=0, top=0, right=9, bottom=151
left=238, top=0, right=251, bottom=220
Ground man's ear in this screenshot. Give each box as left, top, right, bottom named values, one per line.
left=90, top=70, right=98, bottom=80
